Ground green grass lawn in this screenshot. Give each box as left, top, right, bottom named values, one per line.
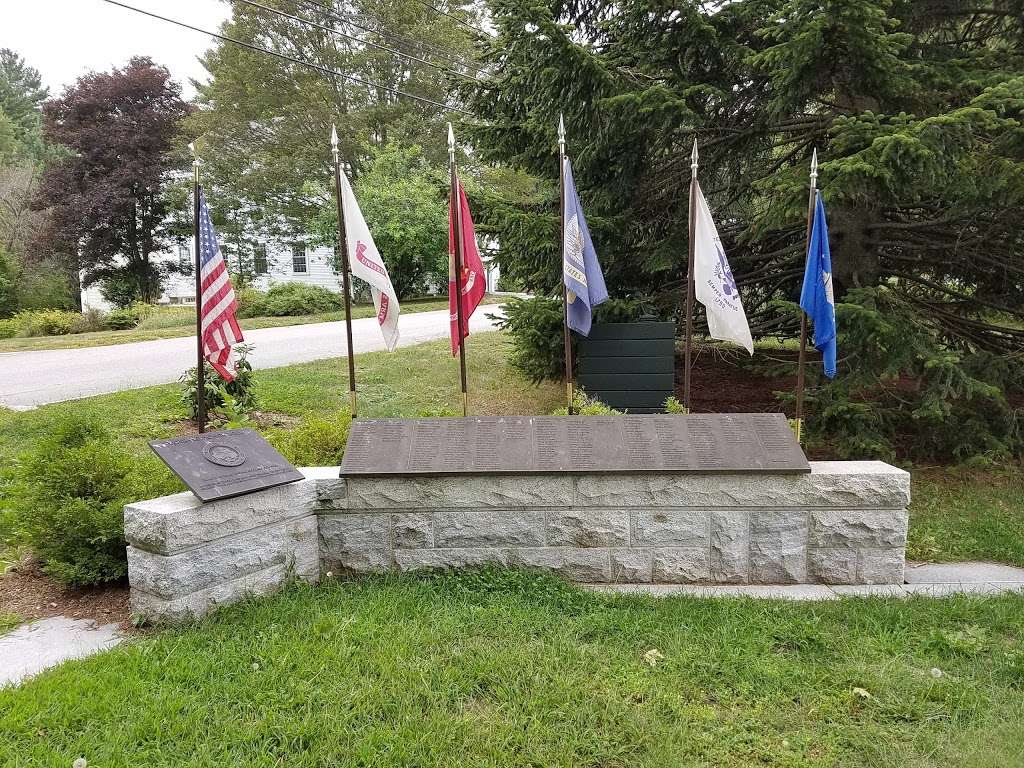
left=0, top=612, right=19, bottom=636
left=0, top=295, right=503, bottom=353
left=1, top=570, right=1022, bottom=767
left=907, top=466, right=1024, bottom=566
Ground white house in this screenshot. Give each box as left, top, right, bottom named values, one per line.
left=81, top=239, right=500, bottom=311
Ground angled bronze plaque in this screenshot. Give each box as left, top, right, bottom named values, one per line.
left=340, top=413, right=809, bottom=476
left=150, top=428, right=304, bottom=502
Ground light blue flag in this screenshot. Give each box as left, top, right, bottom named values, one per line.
left=563, top=157, right=608, bottom=335
left=799, top=191, right=837, bottom=378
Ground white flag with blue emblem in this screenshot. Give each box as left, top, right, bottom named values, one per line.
left=692, top=180, right=754, bottom=354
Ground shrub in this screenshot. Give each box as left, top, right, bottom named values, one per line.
left=0, top=318, right=15, bottom=339
left=495, top=295, right=660, bottom=383
left=104, top=306, right=141, bottom=330
left=797, top=287, right=1024, bottom=462
left=238, top=283, right=342, bottom=318
left=233, top=286, right=264, bottom=317
left=270, top=412, right=351, bottom=466
left=11, top=308, right=80, bottom=336
left=13, top=414, right=178, bottom=585
left=551, top=391, right=623, bottom=415
left=180, top=343, right=257, bottom=420
left=72, top=307, right=107, bottom=334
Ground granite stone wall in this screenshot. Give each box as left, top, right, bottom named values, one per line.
left=125, top=461, right=910, bottom=623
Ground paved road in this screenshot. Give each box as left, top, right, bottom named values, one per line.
left=0, top=305, right=504, bottom=409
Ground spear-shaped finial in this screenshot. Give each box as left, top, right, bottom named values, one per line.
left=558, top=113, right=566, bottom=155
left=690, top=139, right=699, bottom=178
left=810, top=147, right=818, bottom=188
left=331, top=124, right=339, bottom=163
left=447, top=122, right=455, bottom=161
left=188, top=141, right=199, bottom=168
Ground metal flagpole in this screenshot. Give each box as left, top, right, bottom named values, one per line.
left=331, top=125, right=358, bottom=419
left=448, top=124, right=470, bottom=417
left=682, top=140, right=698, bottom=413
left=794, top=148, right=818, bottom=443
left=190, top=142, right=206, bottom=434
left=559, top=115, right=574, bottom=414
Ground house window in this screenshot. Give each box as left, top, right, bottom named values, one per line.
left=292, top=244, right=307, bottom=273
left=254, top=244, right=268, bottom=275
left=178, top=244, right=190, bottom=270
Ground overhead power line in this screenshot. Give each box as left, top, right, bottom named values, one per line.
left=411, top=0, right=489, bottom=38
left=96, top=0, right=470, bottom=115
left=290, top=0, right=482, bottom=75
left=234, top=0, right=481, bottom=82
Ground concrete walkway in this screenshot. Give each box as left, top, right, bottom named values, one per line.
left=0, top=617, right=122, bottom=688
left=587, top=561, right=1024, bottom=600
left=0, top=304, right=504, bottom=409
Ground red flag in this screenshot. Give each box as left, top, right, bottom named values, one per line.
left=448, top=178, right=486, bottom=356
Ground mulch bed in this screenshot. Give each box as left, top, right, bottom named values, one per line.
left=1, top=555, right=132, bottom=631
left=676, top=346, right=800, bottom=416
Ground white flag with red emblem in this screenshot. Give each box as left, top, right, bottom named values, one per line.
left=340, top=172, right=400, bottom=351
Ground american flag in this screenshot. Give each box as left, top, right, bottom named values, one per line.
left=197, top=189, right=244, bottom=381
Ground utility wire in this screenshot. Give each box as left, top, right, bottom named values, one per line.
left=290, top=0, right=482, bottom=74
left=96, top=0, right=470, bottom=115
left=411, top=0, right=488, bottom=38
left=234, top=0, right=481, bottom=82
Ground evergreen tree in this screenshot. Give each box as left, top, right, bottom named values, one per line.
left=465, top=0, right=1024, bottom=351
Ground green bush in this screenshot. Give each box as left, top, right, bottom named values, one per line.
left=13, top=414, right=178, bottom=586
left=237, top=283, right=342, bottom=318
left=798, top=287, right=1024, bottom=463
left=496, top=296, right=660, bottom=383
left=135, top=305, right=194, bottom=330
left=551, top=391, right=623, bottom=415
left=0, top=318, right=15, bottom=339
left=180, top=343, right=257, bottom=420
left=71, top=308, right=107, bottom=334
left=103, top=306, right=141, bottom=330
left=270, top=412, right=351, bottom=466
left=10, top=308, right=80, bottom=336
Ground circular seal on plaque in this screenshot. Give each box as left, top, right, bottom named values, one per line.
left=202, top=442, right=246, bottom=467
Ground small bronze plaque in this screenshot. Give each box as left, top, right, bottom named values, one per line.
left=150, top=428, right=305, bottom=502
left=340, top=413, right=810, bottom=476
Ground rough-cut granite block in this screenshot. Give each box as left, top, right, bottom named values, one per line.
left=808, top=547, right=858, bottom=584
left=393, top=513, right=433, bottom=549
left=434, top=511, right=544, bottom=548
left=750, top=511, right=807, bottom=583
left=303, top=466, right=346, bottom=509
left=126, top=516, right=318, bottom=599
left=394, top=548, right=510, bottom=572
left=124, top=478, right=317, bottom=555
left=610, top=549, right=652, bottom=583
left=131, top=559, right=318, bottom=624
left=510, top=548, right=610, bottom=582
left=319, top=514, right=391, bottom=553
left=323, top=549, right=394, bottom=574
left=574, top=462, right=910, bottom=509
left=547, top=511, right=628, bottom=547
left=652, top=548, right=710, bottom=583
left=631, top=511, right=709, bottom=547
left=345, top=476, right=573, bottom=510
left=710, top=511, right=748, bottom=583
left=809, top=509, right=908, bottom=548
left=858, top=549, right=905, bottom=584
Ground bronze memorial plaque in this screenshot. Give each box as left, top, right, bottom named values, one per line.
left=150, top=428, right=305, bottom=502
left=340, top=413, right=810, bottom=476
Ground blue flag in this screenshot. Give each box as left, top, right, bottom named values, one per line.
left=563, top=157, right=608, bottom=335
left=799, top=191, right=837, bottom=378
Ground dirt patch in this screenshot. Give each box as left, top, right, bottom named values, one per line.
left=676, top=345, right=799, bottom=415
left=171, top=410, right=301, bottom=436
left=0, top=555, right=132, bottom=631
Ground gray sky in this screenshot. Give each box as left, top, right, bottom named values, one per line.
left=2, top=0, right=232, bottom=99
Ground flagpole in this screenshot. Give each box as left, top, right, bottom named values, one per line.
left=331, top=125, right=358, bottom=419
left=448, top=124, right=470, bottom=417
left=683, top=140, right=698, bottom=414
left=190, top=142, right=206, bottom=434
left=558, top=115, right=574, bottom=414
left=794, top=149, right=818, bottom=443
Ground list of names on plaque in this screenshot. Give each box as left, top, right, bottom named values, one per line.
left=341, top=413, right=809, bottom=476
